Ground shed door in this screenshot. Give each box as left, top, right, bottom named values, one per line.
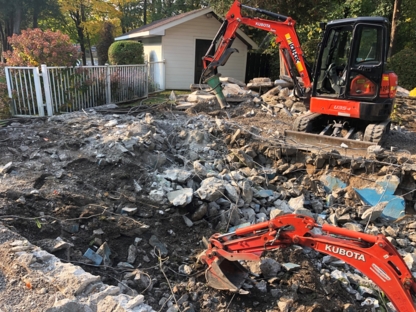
left=194, top=39, right=212, bottom=84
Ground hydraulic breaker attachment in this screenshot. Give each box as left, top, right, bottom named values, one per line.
left=204, top=74, right=229, bottom=109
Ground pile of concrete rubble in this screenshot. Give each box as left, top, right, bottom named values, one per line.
left=0, top=88, right=416, bottom=311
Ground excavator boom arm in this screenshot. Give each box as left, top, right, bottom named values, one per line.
left=202, top=1, right=311, bottom=95
left=200, top=214, right=416, bottom=311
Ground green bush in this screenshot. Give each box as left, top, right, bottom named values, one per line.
left=108, top=41, right=144, bottom=65
left=388, top=48, right=416, bottom=91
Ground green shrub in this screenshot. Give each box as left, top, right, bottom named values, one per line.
left=388, top=48, right=416, bottom=91
left=108, top=41, right=144, bottom=65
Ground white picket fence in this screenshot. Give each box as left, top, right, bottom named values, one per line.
left=5, top=62, right=165, bottom=117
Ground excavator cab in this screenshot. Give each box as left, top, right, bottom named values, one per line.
left=310, top=17, right=397, bottom=123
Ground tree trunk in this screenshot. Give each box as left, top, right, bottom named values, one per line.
left=87, top=34, right=94, bottom=65
left=388, top=0, right=402, bottom=58
left=12, top=6, right=22, bottom=34
left=144, top=0, right=147, bottom=25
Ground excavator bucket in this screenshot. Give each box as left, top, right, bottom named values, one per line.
left=205, top=257, right=249, bottom=292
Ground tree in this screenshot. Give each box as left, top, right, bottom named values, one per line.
left=96, top=22, right=115, bottom=64
left=2, top=28, right=78, bottom=66
left=388, top=0, right=401, bottom=58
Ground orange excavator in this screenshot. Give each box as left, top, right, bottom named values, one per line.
left=199, top=214, right=416, bottom=311
left=201, top=1, right=398, bottom=154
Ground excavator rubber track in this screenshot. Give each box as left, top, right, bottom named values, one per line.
left=285, top=113, right=391, bottom=157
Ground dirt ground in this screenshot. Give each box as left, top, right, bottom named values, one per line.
left=1, top=96, right=416, bottom=311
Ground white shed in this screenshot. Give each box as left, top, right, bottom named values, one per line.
left=115, top=8, right=258, bottom=90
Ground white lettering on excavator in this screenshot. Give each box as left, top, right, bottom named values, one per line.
left=333, top=105, right=351, bottom=111
left=255, top=22, right=271, bottom=28
left=325, top=244, right=366, bottom=262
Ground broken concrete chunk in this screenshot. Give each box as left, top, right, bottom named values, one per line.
left=360, top=202, right=388, bottom=223
left=193, top=161, right=207, bottom=178
left=163, top=168, right=192, bottom=183
left=195, top=177, right=225, bottom=201
left=288, top=195, right=305, bottom=210
left=260, top=258, right=281, bottom=278
left=167, top=188, right=193, bottom=206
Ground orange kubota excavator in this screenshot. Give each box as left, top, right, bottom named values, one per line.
left=201, top=0, right=398, bottom=153
left=199, top=214, right=416, bottom=311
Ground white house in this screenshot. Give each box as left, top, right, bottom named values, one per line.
left=115, top=8, right=258, bottom=90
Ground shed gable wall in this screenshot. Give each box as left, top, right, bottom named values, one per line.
left=162, top=15, right=248, bottom=89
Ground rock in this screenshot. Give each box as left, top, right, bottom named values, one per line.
left=277, top=296, right=294, bottom=312
left=361, top=202, right=388, bottom=222
left=182, top=215, right=194, bottom=227
left=288, top=195, right=305, bottom=210
left=241, top=208, right=256, bottom=223
left=228, top=204, right=241, bottom=226
left=247, top=261, right=261, bottom=275
left=270, top=208, right=285, bottom=219
left=193, top=161, right=207, bottom=178
left=255, top=280, right=268, bottom=293
left=148, top=189, right=166, bottom=204
left=260, top=258, right=281, bottom=278
left=36, top=237, right=74, bottom=253
left=163, top=168, right=192, bottom=183
left=293, top=207, right=314, bottom=218
left=231, top=149, right=255, bottom=168
left=403, top=253, right=416, bottom=270
left=149, top=235, right=168, bottom=257
left=121, top=207, right=137, bottom=216
left=45, top=299, right=93, bottom=312
left=127, top=245, right=137, bottom=264
left=104, top=120, right=118, bottom=127
left=255, top=189, right=274, bottom=198
left=179, top=264, right=192, bottom=275
left=196, top=177, right=225, bottom=201
left=281, top=263, right=300, bottom=271
left=343, top=222, right=363, bottom=232
left=167, top=188, right=193, bottom=206
left=191, top=202, right=208, bottom=221
left=0, top=161, right=13, bottom=174
left=134, top=271, right=151, bottom=291
left=224, top=182, right=239, bottom=203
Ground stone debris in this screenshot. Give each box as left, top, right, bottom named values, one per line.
left=1, top=86, right=416, bottom=311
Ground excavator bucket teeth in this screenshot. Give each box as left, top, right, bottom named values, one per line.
left=205, top=258, right=249, bottom=292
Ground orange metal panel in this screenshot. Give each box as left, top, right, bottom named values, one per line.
left=310, top=97, right=360, bottom=118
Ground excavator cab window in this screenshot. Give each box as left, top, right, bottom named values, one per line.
left=315, top=26, right=353, bottom=97
left=347, top=25, right=384, bottom=98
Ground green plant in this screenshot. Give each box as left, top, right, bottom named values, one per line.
left=388, top=47, right=416, bottom=90
left=108, top=41, right=144, bottom=65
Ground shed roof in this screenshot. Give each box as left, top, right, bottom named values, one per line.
left=115, top=8, right=258, bottom=49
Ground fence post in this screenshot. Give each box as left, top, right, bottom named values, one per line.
left=33, top=67, right=45, bottom=117
left=41, top=64, right=53, bottom=116
left=4, top=67, right=13, bottom=99
left=106, top=65, right=111, bottom=104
